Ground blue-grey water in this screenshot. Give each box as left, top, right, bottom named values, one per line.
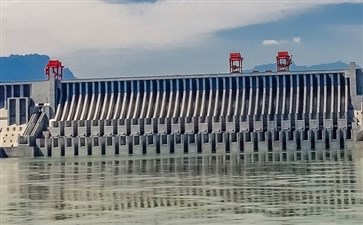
left=1, top=152, right=363, bottom=225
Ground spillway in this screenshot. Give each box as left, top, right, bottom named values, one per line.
left=0, top=62, right=362, bottom=159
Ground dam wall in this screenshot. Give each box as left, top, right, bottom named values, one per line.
left=0, top=63, right=362, bottom=158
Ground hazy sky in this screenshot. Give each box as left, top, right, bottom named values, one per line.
left=1, top=0, right=363, bottom=78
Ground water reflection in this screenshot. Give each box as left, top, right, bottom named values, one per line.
left=1, top=153, right=363, bottom=225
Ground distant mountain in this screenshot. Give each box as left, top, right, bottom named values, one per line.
left=0, top=54, right=76, bottom=82
left=250, top=61, right=356, bottom=72
left=0, top=54, right=358, bottom=82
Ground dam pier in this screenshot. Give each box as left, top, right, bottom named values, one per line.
left=1, top=53, right=362, bottom=160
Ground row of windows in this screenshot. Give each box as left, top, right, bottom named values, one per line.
left=0, top=127, right=22, bottom=133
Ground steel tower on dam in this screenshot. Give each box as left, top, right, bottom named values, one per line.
left=0, top=55, right=362, bottom=159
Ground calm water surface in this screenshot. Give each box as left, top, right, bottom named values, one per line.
left=1, top=152, right=363, bottom=225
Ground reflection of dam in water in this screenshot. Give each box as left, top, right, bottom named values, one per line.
left=1, top=155, right=362, bottom=224
left=0, top=58, right=362, bottom=158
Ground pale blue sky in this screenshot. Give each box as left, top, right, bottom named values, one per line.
left=1, top=1, right=362, bottom=77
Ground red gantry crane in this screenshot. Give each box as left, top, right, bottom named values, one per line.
left=229, top=52, right=244, bottom=73
left=276, top=51, right=292, bottom=72
left=45, top=59, right=64, bottom=80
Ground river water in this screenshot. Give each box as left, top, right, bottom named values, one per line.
left=1, top=151, right=363, bottom=225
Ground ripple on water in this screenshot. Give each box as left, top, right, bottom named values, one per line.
left=0, top=154, right=363, bottom=225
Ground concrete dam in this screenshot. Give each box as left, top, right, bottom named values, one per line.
left=1, top=55, right=363, bottom=160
